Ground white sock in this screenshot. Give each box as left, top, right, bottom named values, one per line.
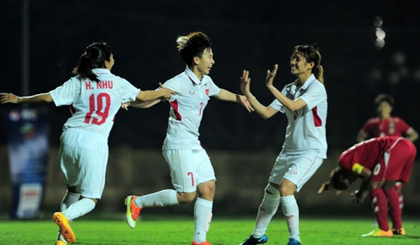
left=281, top=195, right=300, bottom=242
left=193, top=197, right=213, bottom=243
left=62, top=198, right=96, bottom=221
left=253, top=184, right=280, bottom=238
left=135, top=189, right=179, bottom=208
left=57, top=191, right=80, bottom=241
left=60, top=191, right=80, bottom=211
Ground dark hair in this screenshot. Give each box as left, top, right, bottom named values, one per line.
left=72, top=41, right=112, bottom=82
left=330, top=167, right=356, bottom=190
left=374, top=94, right=395, bottom=108
left=176, top=32, right=212, bottom=66
left=292, top=44, right=324, bottom=84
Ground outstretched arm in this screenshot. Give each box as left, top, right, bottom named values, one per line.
left=135, top=83, right=175, bottom=102
left=240, top=70, right=277, bottom=119
left=265, top=65, right=306, bottom=112
left=0, top=92, right=53, bottom=104
left=214, top=89, right=254, bottom=113
left=122, top=99, right=162, bottom=110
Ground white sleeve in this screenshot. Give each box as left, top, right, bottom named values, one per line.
left=207, top=77, right=220, bottom=96
left=163, top=78, right=180, bottom=102
left=268, top=86, right=288, bottom=113
left=120, top=79, right=141, bottom=102
left=49, top=78, right=78, bottom=106
left=299, top=83, right=327, bottom=110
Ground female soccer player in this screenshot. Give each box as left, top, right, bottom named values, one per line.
left=238, top=45, right=327, bottom=245
left=0, top=41, right=173, bottom=245
left=319, top=136, right=416, bottom=237
left=124, top=31, right=253, bottom=245
left=356, top=93, right=418, bottom=224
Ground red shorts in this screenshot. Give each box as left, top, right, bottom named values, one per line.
left=371, top=139, right=416, bottom=182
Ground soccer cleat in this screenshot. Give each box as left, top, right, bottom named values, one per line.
left=240, top=234, right=268, bottom=244
left=392, top=227, right=406, bottom=235
left=191, top=241, right=212, bottom=245
left=362, top=228, right=393, bottom=237
left=55, top=240, right=67, bottom=245
left=52, top=212, right=76, bottom=243
left=125, top=195, right=142, bottom=228
left=287, top=238, right=301, bottom=245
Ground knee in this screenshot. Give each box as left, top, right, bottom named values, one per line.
left=200, top=181, right=216, bottom=195
left=177, top=192, right=197, bottom=204
left=279, top=182, right=295, bottom=197
left=82, top=196, right=99, bottom=204
left=265, top=183, right=280, bottom=198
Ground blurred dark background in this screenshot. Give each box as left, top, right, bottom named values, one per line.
left=1, top=0, right=419, bottom=151
left=0, top=0, right=419, bottom=217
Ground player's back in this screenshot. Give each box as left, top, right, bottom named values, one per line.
left=50, top=68, right=140, bottom=138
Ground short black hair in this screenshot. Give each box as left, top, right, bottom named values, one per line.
left=374, top=94, right=395, bottom=108
left=176, top=32, right=212, bottom=66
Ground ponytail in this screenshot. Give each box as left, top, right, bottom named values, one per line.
left=314, top=64, right=324, bottom=84
left=72, top=41, right=112, bottom=82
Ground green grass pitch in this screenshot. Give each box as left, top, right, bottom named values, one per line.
left=0, top=217, right=419, bottom=244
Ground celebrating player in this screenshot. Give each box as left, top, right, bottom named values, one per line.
left=318, top=136, right=416, bottom=237
left=356, top=93, right=418, bottom=216
left=124, top=31, right=253, bottom=245
left=239, top=45, right=327, bottom=245
left=0, top=41, right=173, bottom=245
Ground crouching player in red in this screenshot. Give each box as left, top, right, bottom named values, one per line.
left=319, top=136, right=416, bottom=237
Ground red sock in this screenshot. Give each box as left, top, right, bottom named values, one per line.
left=394, top=182, right=404, bottom=212
left=371, top=188, right=389, bottom=231
left=385, top=188, right=402, bottom=229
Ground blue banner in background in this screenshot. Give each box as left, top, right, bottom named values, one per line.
left=3, top=107, right=49, bottom=219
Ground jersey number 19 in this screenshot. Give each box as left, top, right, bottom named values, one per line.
left=84, top=93, right=111, bottom=125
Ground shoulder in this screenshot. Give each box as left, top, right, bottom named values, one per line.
left=203, top=75, right=216, bottom=85
left=390, top=116, right=404, bottom=123
left=307, top=79, right=326, bottom=91
left=366, top=117, right=379, bottom=124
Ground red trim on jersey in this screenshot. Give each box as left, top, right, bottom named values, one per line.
left=312, top=106, right=322, bottom=127
left=170, top=100, right=182, bottom=120
left=187, top=74, right=197, bottom=85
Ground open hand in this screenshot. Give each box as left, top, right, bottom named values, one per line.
left=238, top=95, right=254, bottom=113
left=266, top=64, right=278, bottom=88
left=0, top=93, right=19, bottom=104
left=240, top=70, right=251, bottom=95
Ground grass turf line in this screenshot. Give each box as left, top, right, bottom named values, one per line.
left=0, top=218, right=419, bottom=244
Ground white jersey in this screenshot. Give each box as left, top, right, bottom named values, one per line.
left=50, top=68, right=140, bottom=138
left=162, top=67, right=220, bottom=149
left=269, top=74, right=328, bottom=158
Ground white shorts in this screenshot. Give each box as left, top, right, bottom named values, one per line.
left=59, top=128, right=108, bottom=199
left=269, top=152, right=324, bottom=192
left=162, top=149, right=216, bottom=193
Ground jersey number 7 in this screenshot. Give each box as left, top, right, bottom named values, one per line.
left=84, top=93, right=111, bottom=125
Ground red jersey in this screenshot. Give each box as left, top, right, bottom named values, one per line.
left=339, top=136, right=416, bottom=182
left=360, top=117, right=411, bottom=138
